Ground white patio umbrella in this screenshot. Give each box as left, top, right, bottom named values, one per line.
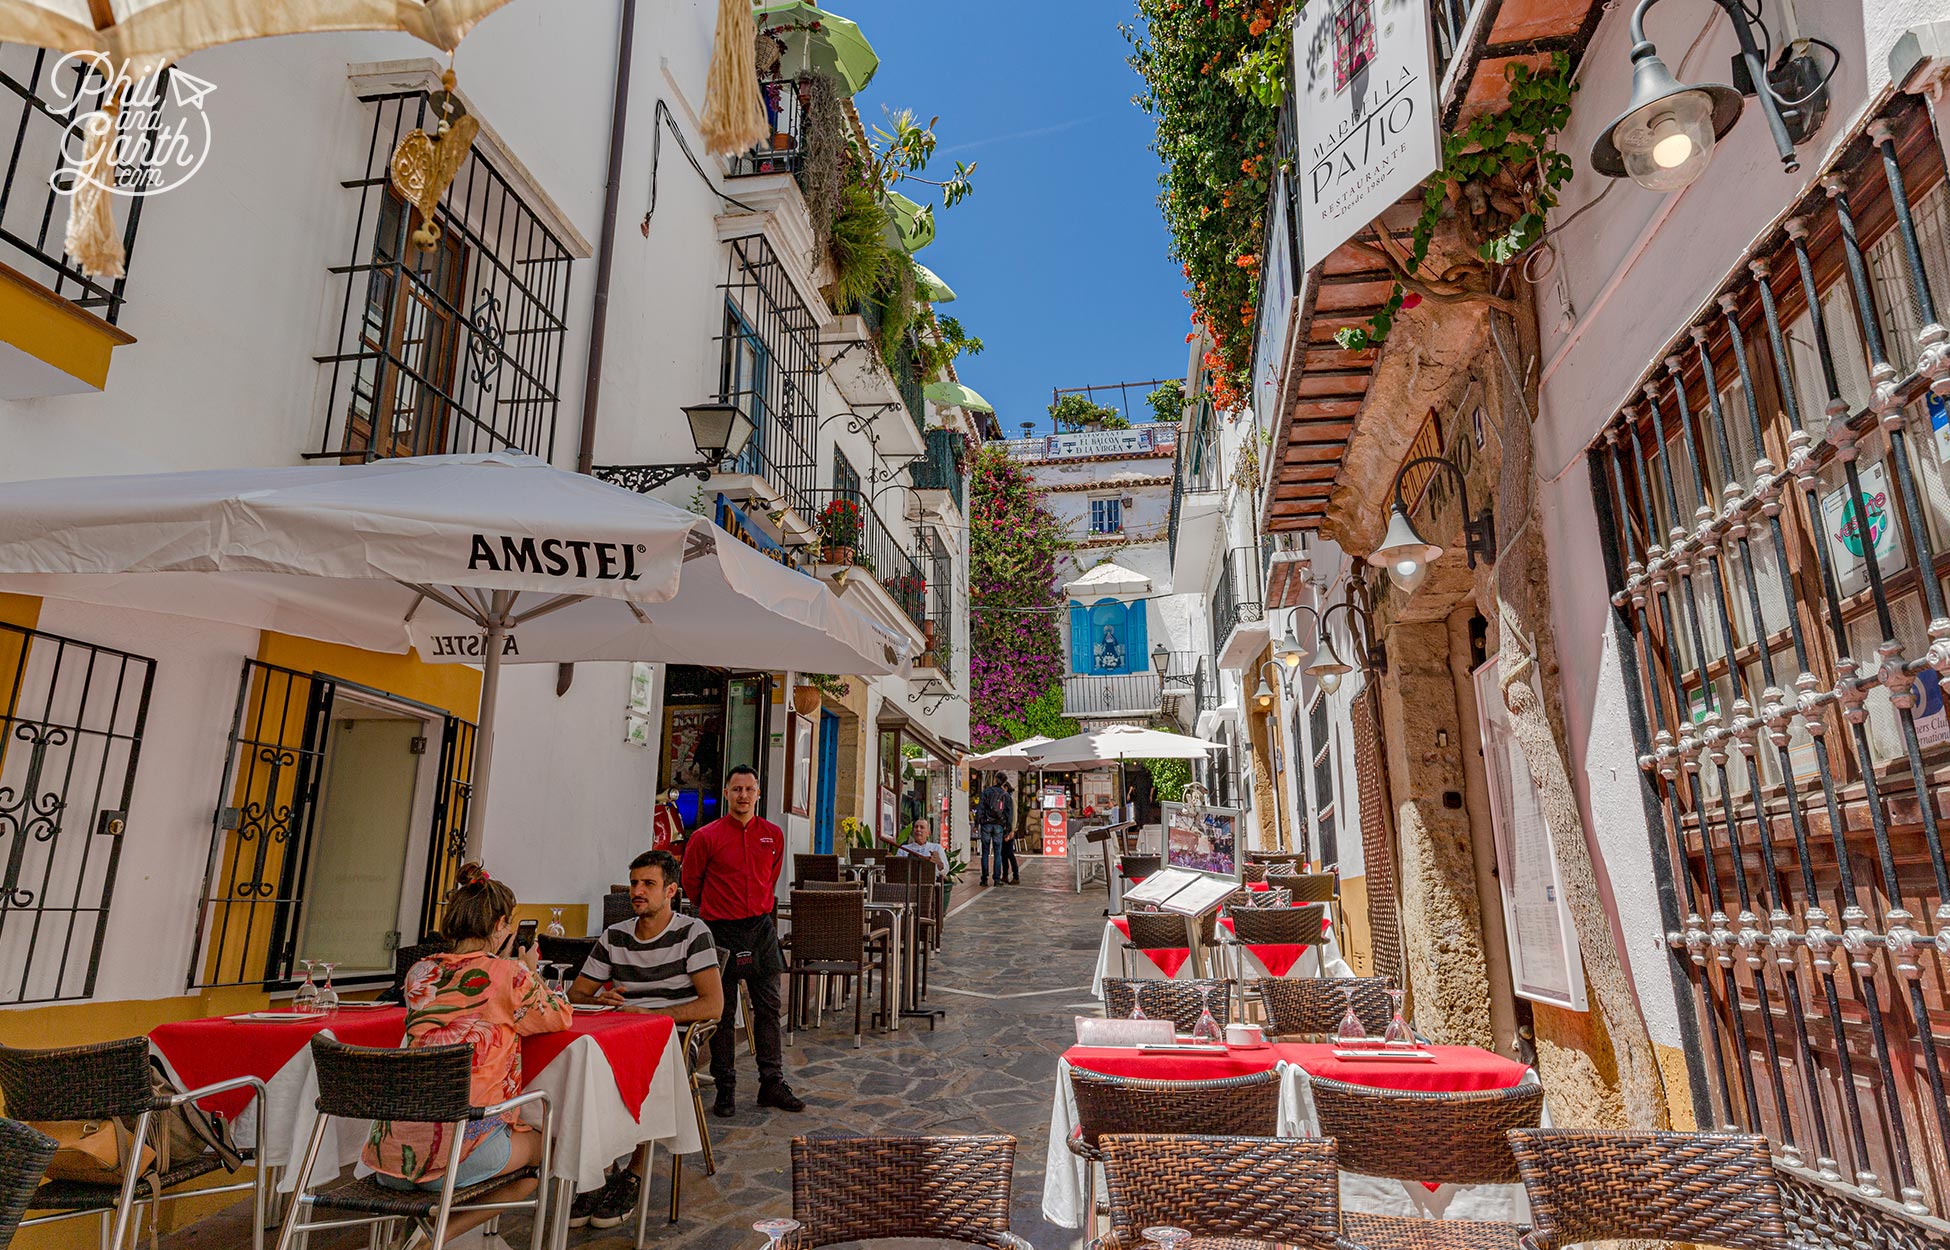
left=1025, top=725, right=1222, bottom=769
left=963, top=734, right=1052, bottom=772
left=0, top=451, right=910, bottom=833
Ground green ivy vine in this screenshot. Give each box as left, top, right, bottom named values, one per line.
left=1335, top=53, right=1577, bottom=352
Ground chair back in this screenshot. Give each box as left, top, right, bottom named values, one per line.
left=787, top=889, right=866, bottom=964
left=885, top=857, right=937, bottom=889
left=1125, top=910, right=1211, bottom=951
left=537, top=934, right=597, bottom=971
left=1098, top=1134, right=1340, bottom=1250
left=1309, top=1075, right=1543, bottom=1185
left=1229, top=901, right=1328, bottom=948
left=309, top=1035, right=475, bottom=1123
left=1258, top=976, right=1390, bottom=1038
left=1240, top=862, right=1269, bottom=884
left=1100, top=978, right=1231, bottom=1033
left=845, top=846, right=891, bottom=866
left=389, top=937, right=455, bottom=1003
left=1069, top=1068, right=1281, bottom=1150
left=794, top=853, right=842, bottom=885
left=1228, top=888, right=1290, bottom=912
left=0, top=1037, right=153, bottom=1121
left=802, top=879, right=866, bottom=893
left=1119, top=855, right=1161, bottom=881
left=602, top=890, right=633, bottom=930
left=1284, top=870, right=1337, bottom=904
left=0, top=1119, right=58, bottom=1250
left=789, top=1134, right=1020, bottom=1249
left=1507, top=1129, right=1789, bottom=1250
left=1247, top=852, right=1307, bottom=867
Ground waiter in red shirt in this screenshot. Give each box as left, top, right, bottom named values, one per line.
left=680, top=764, right=804, bottom=1116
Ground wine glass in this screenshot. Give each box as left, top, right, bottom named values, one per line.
left=1335, top=983, right=1368, bottom=1045
left=1126, top=981, right=1149, bottom=1021
left=753, top=1217, right=800, bottom=1250
left=293, top=960, right=320, bottom=1014
left=315, top=962, right=339, bottom=1012
left=1190, top=983, right=1224, bottom=1045
left=1141, top=1226, right=1191, bottom=1250
left=1383, top=985, right=1415, bottom=1047
left=546, top=908, right=567, bottom=938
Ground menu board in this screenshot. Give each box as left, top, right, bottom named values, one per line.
left=1473, top=660, right=1588, bottom=1011
left=1161, top=802, right=1240, bottom=878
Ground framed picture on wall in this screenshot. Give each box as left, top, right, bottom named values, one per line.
left=786, top=712, right=813, bottom=817
left=879, top=786, right=898, bottom=844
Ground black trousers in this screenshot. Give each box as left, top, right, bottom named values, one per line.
left=706, top=915, right=785, bottom=1089
left=999, top=836, right=1021, bottom=881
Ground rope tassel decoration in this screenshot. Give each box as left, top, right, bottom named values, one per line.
left=64, top=88, right=125, bottom=280
left=700, top=0, right=765, bottom=156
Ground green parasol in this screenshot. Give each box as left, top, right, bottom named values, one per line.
left=912, top=260, right=957, bottom=303
left=885, top=190, right=936, bottom=252
left=752, top=1, right=879, bottom=96
left=923, top=381, right=994, bottom=413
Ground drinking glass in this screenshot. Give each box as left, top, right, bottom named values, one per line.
left=1383, top=985, right=1414, bottom=1047
left=1335, top=983, right=1368, bottom=1045
left=293, top=960, right=320, bottom=1014
left=1126, top=982, right=1148, bottom=1021
left=546, top=908, right=567, bottom=938
left=1190, top=983, right=1224, bottom=1045
left=316, top=962, right=339, bottom=1012
left=1141, top=1226, right=1191, bottom=1250
left=753, top=1217, right=800, bottom=1250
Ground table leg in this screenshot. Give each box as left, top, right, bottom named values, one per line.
left=544, top=1178, right=573, bottom=1250
left=899, top=903, right=943, bottom=1025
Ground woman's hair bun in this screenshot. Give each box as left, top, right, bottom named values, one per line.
left=455, top=862, right=489, bottom=889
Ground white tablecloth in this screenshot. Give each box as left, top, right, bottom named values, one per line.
left=1041, top=1056, right=1542, bottom=1229
left=153, top=1023, right=700, bottom=1194
left=1090, top=918, right=1353, bottom=997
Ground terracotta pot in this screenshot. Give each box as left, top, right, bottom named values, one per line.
left=771, top=132, right=793, bottom=151
left=823, top=544, right=855, bottom=566
left=792, top=684, right=822, bottom=717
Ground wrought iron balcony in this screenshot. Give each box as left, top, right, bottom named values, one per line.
left=909, top=428, right=966, bottom=513
left=1211, top=546, right=1266, bottom=666
left=805, top=488, right=928, bottom=636
left=726, top=78, right=806, bottom=179
left=1062, top=673, right=1162, bottom=720
left=1431, top=0, right=1489, bottom=84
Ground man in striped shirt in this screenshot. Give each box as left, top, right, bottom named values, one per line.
left=570, top=850, right=724, bottom=1021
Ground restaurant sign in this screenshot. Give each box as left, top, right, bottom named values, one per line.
left=715, top=493, right=803, bottom=574
left=1043, top=427, right=1173, bottom=459
left=1289, top=0, right=1441, bottom=264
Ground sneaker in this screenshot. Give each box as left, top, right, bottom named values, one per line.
left=712, top=1087, right=737, bottom=1117
left=979, top=877, right=989, bottom=886
left=586, top=1171, right=640, bottom=1230
left=568, top=1186, right=602, bottom=1229
left=756, top=1081, right=805, bottom=1112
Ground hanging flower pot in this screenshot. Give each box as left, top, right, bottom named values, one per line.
left=792, top=683, right=822, bottom=716
left=822, top=543, right=855, bottom=566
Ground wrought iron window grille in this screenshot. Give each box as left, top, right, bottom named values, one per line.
left=1591, top=97, right=1950, bottom=1220
left=715, top=234, right=820, bottom=521
left=313, top=88, right=575, bottom=464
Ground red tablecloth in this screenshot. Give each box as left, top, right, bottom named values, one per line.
left=1061, top=1041, right=1529, bottom=1093
left=151, top=1008, right=408, bottom=1119
left=1112, top=913, right=1329, bottom=978
left=1065, top=1045, right=1282, bottom=1081
left=1108, top=917, right=1191, bottom=977
left=150, top=1007, right=670, bottom=1123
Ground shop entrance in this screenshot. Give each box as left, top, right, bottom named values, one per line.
left=660, top=666, right=772, bottom=831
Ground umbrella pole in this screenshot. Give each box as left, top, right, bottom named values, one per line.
left=469, top=591, right=514, bottom=844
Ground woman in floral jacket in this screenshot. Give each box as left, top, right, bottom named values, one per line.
left=365, top=863, right=570, bottom=1230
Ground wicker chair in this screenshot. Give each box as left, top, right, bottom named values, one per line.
left=869, top=880, right=934, bottom=1018
left=1067, top=1068, right=1282, bottom=1244
left=602, top=890, right=634, bottom=929
left=799, top=880, right=868, bottom=892
left=1507, top=1129, right=1790, bottom=1250
left=885, top=856, right=940, bottom=960
left=1312, top=1076, right=1545, bottom=1250
left=387, top=936, right=455, bottom=1002
left=1100, top=978, right=1233, bottom=1033
left=665, top=1021, right=720, bottom=1225
left=1226, top=901, right=1330, bottom=982
left=1119, top=854, right=1161, bottom=883
left=794, top=853, right=842, bottom=887
left=1119, top=910, right=1216, bottom=980
left=1259, top=976, right=1392, bottom=1039
left=0, top=1120, right=58, bottom=1250
left=784, top=888, right=883, bottom=1047
left=535, top=934, right=596, bottom=976
left=0, top=1037, right=268, bottom=1250
left=1097, top=1134, right=1345, bottom=1250
left=786, top=1134, right=1029, bottom=1248
left=276, top=1037, right=552, bottom=1250
left=1241, top=861, right=1269, bottom=884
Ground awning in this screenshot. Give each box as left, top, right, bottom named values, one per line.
left=878, top=706, right=962, bottom=764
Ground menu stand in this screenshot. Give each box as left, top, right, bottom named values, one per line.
left=1121, top=868, right=1240, bottom=979
left=1088, top=821, right=1136, bottom=912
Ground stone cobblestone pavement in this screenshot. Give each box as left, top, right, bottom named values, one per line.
left=162, top=855, right=1105, bottom=1250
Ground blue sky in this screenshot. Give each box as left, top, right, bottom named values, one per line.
left=834, top=0, right=1190, bottom=435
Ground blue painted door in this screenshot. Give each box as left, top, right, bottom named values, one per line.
left=814, top=710, right=840, bottom=853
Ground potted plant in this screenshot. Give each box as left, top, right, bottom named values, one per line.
left=840, top=815, right=874, bottom=850
left=940, top=846, right=968, bottom=911
left=817, top=498, right=862, bottom=565
left=791, top=681, right=822, bottom=716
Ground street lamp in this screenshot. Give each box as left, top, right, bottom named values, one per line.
left=1369, top=455, right=1495, bottom=594
left=1308, top=598, right=1383, bottom=695
left=1151, top=642, right=1171, bottom=676
left=1274, top=606, right=1318, bottom=670
left=1590, top=0, right=1797, bottom=193
left=590, top=400, right=756, bottom=493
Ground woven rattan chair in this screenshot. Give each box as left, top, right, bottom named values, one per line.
left=886, top=856, right=940, bottom=963
left=794, top=853, right=842, bottom=887
left=1259, top=976, right=1392, bottom=1039
left=0, top=1119, right=58, bottom=1250
left=1066, top=1068, right=1282, bottom=1244
left=799, top=879, right=867, bottom=892
left=387, top=936, right=454, bottom=1002
left=786, top=1134, right=1028, bottom=1248
left=1507, top=1129, right=1789, bottom=1250
left=784, top=888, right=882, bottom=1046
left=1119, top=910, right=1216, bottom=980
left=663, top=1020, right=721, bottom=1226
left=0, top=1037, right=267, bottom=1250
left=602, top=890, right=633, bottom=929
left=869, top=880, right=935, bottom=1021
left=1241, top=861, right=1269, bottom=884
left=1097, top=1134, right=1345, bottom=1250
left=535, top=934, right=596, bottom=975
left=1226, top=901, right=1331, bottom=983
left=1119, top=854, right=1162, bottom=883
left=276, top=1036, right=552, bottom=1250
left=1313, top=1075, right=1544, bottom=1250
left=1100, top=978, right=1234, bottom=1032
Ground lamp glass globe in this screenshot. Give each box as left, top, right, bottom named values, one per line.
left=1318, top=669, right=1344, bottom=695
left=1617, top=89, right=1716, bottom=193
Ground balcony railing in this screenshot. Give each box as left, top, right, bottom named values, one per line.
left=1431, top=0, right=1489, bottom=85
left=726, top=78, right=805, bottom=179
left=1194, top=656, right=1218, bottom=715
left=894, top=335, right=926, bottom=434
left=806, top=489, right=928, bottom=636
left=910, top=428, right=966, bottom=513
left=0, top=47, right=170, bottom=324
left=1062, top=673, right=1162, bottom=720
left=1211, top=546, right=1265, bottom=655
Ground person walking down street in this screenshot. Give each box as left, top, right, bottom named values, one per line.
left=976, top=774, right=1013, bottom=886
left=680, top=765, right=805, bottom=1117
left=998, top=804, right=1022, bottom=885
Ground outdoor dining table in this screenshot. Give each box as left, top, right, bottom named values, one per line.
left=148, top=1003, right=700, bottom=1246
left=1092, top=903, right=1354, bottom=995
left=1041, top=1039, right=1542, bottom=1229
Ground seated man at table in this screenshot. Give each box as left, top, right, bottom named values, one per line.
left=897, top=816, right=949, bottom=873
left=566, top=849, right=723, bottom=1228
